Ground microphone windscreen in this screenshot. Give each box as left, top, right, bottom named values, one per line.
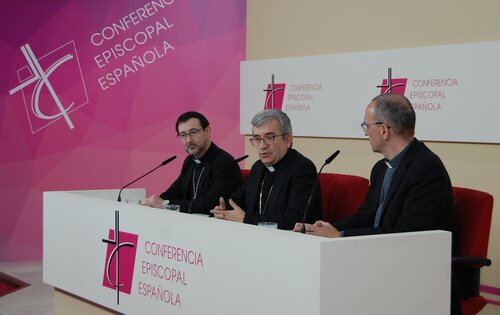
left=161, top=155, right=177, bottom=166
left=234, top=155, right=249, bottom=164
left=325, top=150, right=340, bottom=164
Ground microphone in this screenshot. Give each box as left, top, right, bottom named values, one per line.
left=188, top=155, right=248, bottom=213
left=301, top=150, right=340, bottom=233
left=117, top=156, right=177, bottom=202
left=234, top=155, right=249, bottom=164
left=206, top=155, right=248, bottom=186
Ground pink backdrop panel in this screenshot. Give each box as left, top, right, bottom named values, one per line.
left=0, top=0, right=246, bottom=260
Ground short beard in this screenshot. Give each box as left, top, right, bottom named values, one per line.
left=185, top=144, right=202, bottom=158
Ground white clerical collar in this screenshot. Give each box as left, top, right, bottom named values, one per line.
left=266, top=165, right=275, bottom=172
left=193, top=158, right=201, bottom=164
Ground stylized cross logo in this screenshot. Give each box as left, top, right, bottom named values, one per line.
left=377, top=67, right=405, bottom=94
left=9, top=43, right=76, bottom=129
left=263, top=74, right=285, bottom=109
left=102, top=211, right=136, bottom=305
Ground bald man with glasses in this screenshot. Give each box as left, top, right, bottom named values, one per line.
left=146, top=111, right=242, bottom=215
left=295, top=93, right=453, bottom=239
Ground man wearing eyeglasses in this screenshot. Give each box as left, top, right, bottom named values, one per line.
left=210, top=109, right=321, bottom=229
left=295, top=93, right=453, bottom=238
left=145, top=111, right=242, bottom=214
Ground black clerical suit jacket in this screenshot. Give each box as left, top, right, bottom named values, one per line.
left=334, top=138, right=453, bottom=237
left=230, top=148, right=321, bottom=230
left=160, top=143, right=242, bottom=215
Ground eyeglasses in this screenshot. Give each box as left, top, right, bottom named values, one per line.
left=360, top=121, right=384, bottom=131
left=177, top=128, right=205, bottom=140
left=249, top=134, right=287, bottom=146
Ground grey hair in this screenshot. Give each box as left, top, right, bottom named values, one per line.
left=251, top=109, right=293, bottom=135
left=371, top=93, right=415, bottom=136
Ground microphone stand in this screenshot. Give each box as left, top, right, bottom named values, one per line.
left=187, top=155, right=248, bottom=213
left=117, top=156, right=176, bottom=202
left=301, top=150, right=340, bottom=234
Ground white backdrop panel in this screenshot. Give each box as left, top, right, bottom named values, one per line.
left=241, top=41, right=500, bottom=143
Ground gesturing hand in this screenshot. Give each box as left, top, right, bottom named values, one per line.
left=210, top=197, right=245, bottom=223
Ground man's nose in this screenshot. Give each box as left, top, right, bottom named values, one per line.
left=257, top=140, right=269, bottom=148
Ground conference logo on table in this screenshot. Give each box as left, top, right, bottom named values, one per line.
left=102, top=212, right=139, bottom=304
left=8, top=40, right=89, bottom=133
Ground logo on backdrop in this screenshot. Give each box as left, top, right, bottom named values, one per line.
left=9, top=41, right=89, bottom=133
left=263, top=74, right=286, bottom=110
left=102, top=211, right=139, bottom=304
left=378, top=67, right=407, bottom=95
left=376, top=67, right=459, bottom=112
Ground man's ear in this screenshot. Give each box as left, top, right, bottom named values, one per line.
left=381, top=124, right=391, bottom=140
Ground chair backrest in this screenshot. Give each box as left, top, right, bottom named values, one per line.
left=241, top=169, right=251, bottom=183
left=240, top=170, right=369, bottom=223
left=452, top=186, right=493, bottom=258
left=319, top=173, right=369, bottom=223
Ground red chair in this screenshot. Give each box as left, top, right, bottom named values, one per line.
left=241, top=169, right=251, bottom=183
left=241, top=170, right=369, bottom=223
left=319, top=173, right=369, bottom=223
left=452, top=187, right=493, bottom=315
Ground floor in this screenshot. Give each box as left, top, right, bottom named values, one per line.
left=0, top=261, right=54, bottom=315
